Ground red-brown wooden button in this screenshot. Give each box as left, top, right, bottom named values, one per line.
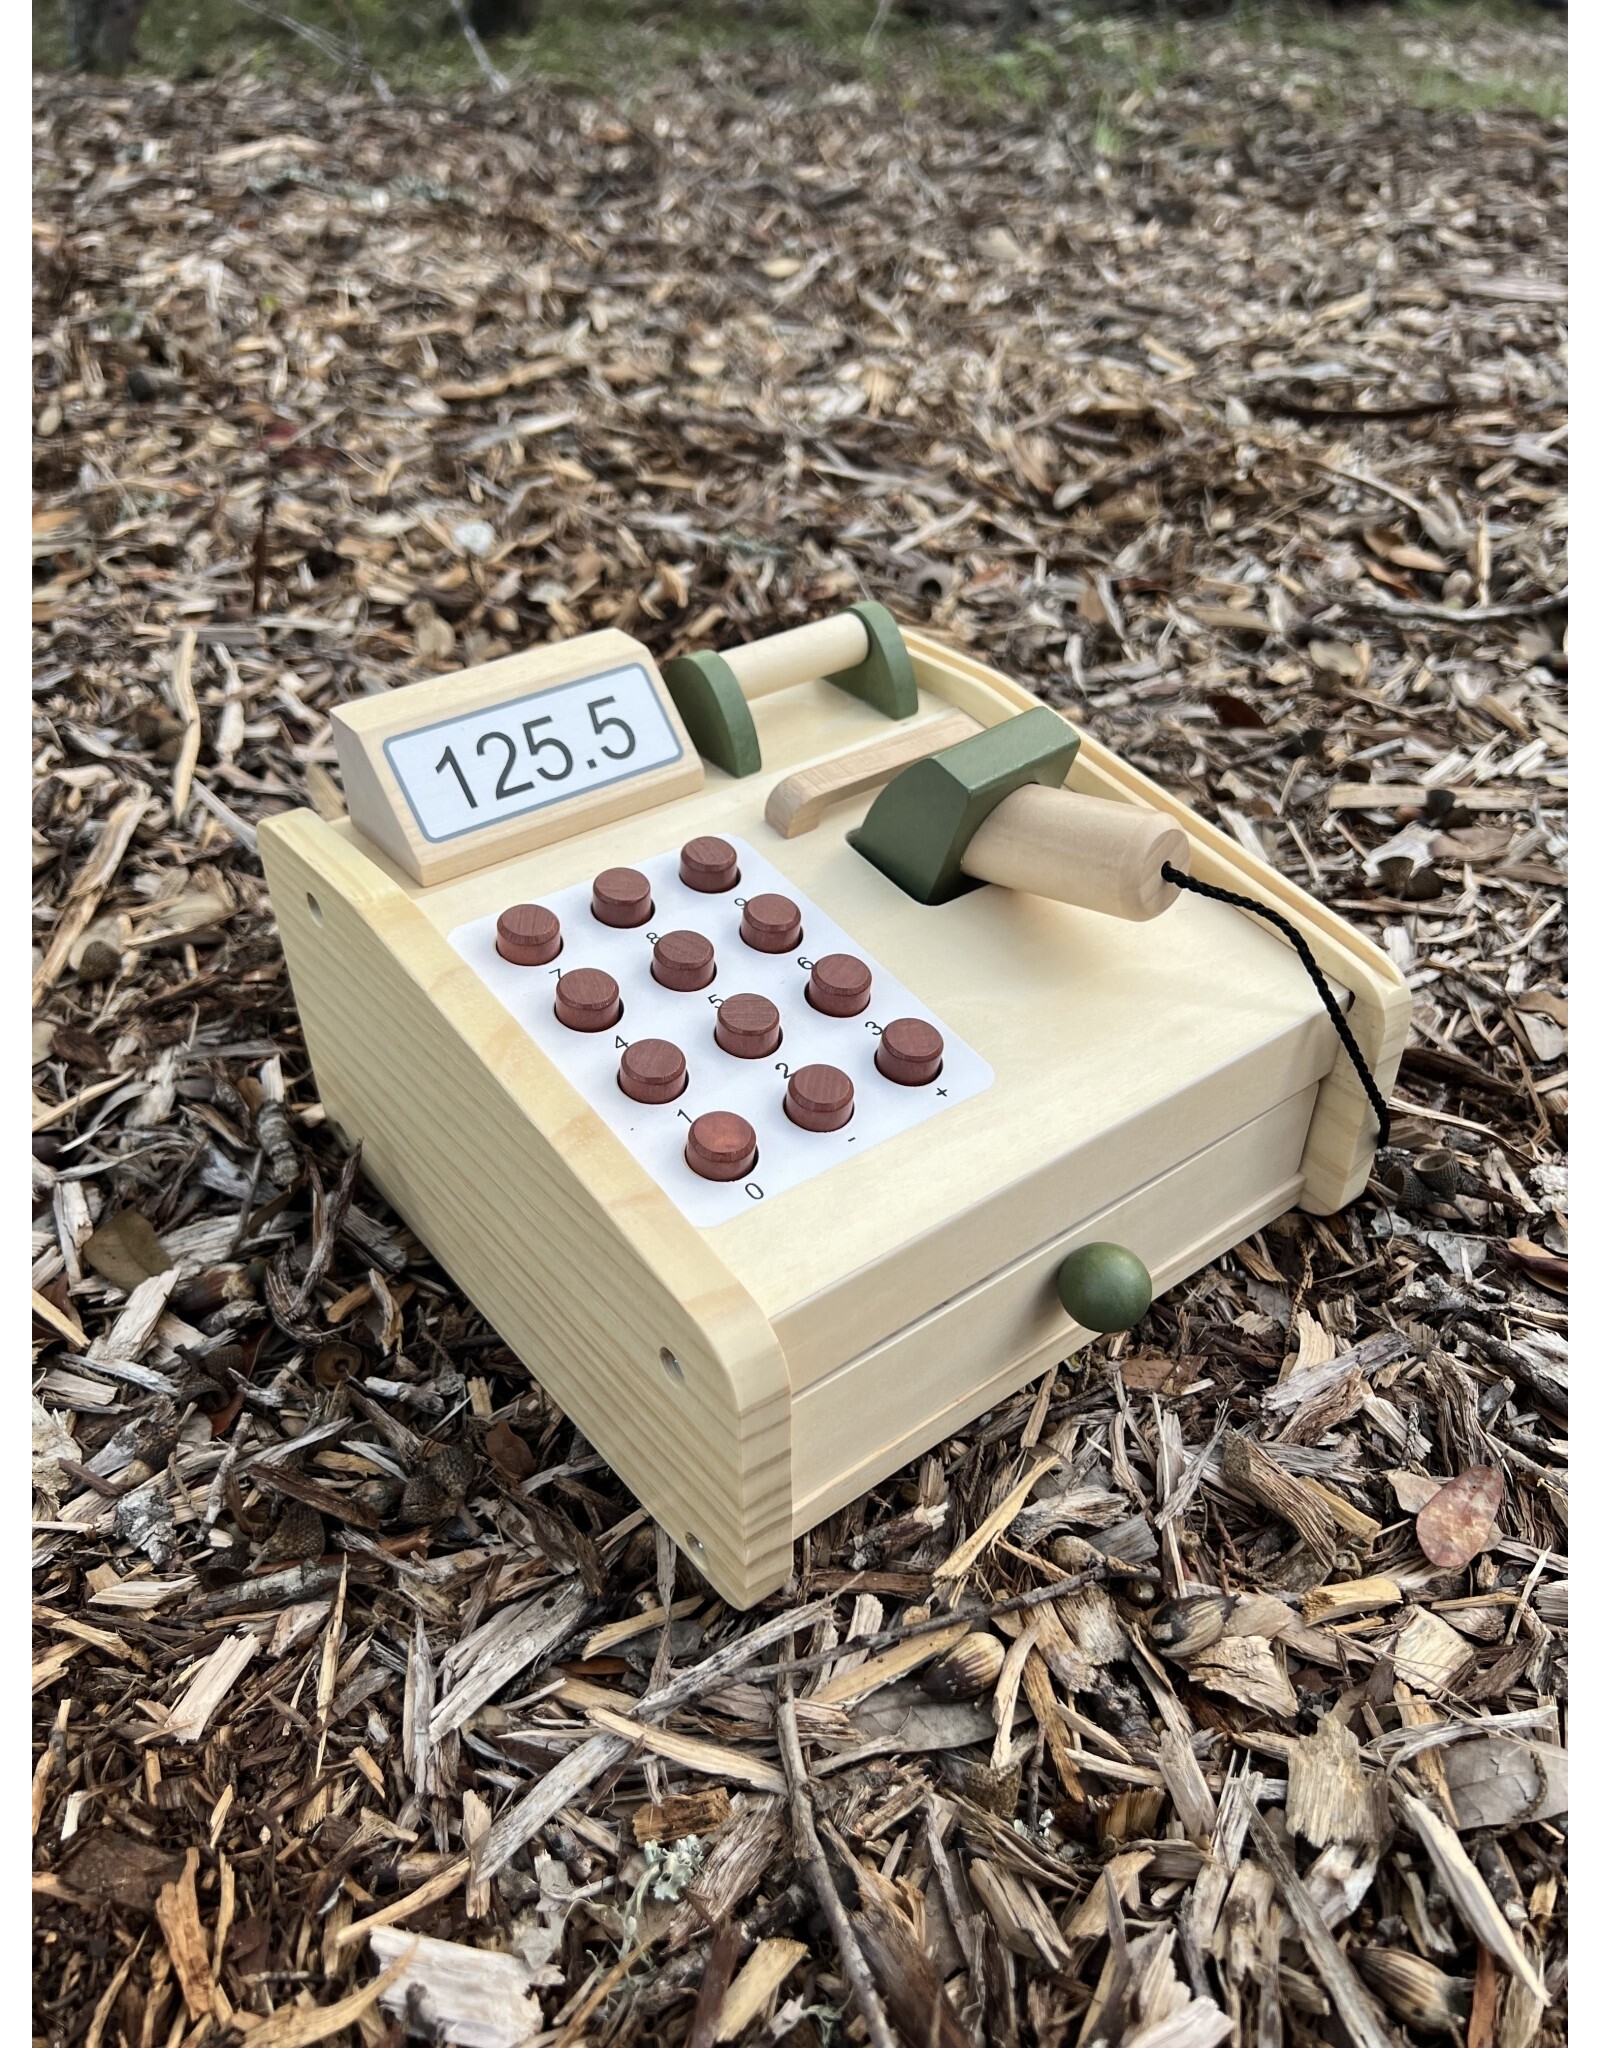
left=680, top=836, right=740, bottom=893
left=618, top=1038, right=688, bottom=1105
left=652, top=929, right=716, bottom=992
left=591, top=867, right=653, bottom=928
left=739, top=893, right=802, bottom=954
left=554, top=967, right=621, bottom=1033
left=875, top=1016, right=943, bottom=1086
left=496, top=903, right=562, bottom=966
left=806, top=952, right=871, bottom=1018
left=784, top=1063, right=855, bottom=1133
left=714, top=993, right=781, bottom=1060
left=685, top=1110, right=758, bottom=1182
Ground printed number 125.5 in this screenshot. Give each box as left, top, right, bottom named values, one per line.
left=433, top=697, right=637, bottom=812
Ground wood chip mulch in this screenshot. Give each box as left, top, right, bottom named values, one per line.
left=33, top=44, right=1566, bottom=2048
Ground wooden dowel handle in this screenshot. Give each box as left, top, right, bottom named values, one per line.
left=721, top=613, right=869, bottom=701
left=961, top=785, right=1187, bottom=921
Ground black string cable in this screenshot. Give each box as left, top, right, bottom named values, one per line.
left=1160, top=863, right=1391, bottom=1151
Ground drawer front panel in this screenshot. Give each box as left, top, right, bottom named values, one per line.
left=791, top=1085, right=1314, bottom=1529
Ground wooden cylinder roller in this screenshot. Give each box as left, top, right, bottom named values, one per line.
left=662, top=602, right=918, bottom=779
left=850, top=710, right=1190, bottom=920
left=722, top=613, right=870, bottom=700
left=961, top=785, right=1185, bottom=921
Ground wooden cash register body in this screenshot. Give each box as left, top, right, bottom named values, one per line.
left=260, top=626, right=1408, bottom=1607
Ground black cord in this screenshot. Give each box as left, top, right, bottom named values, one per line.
left=1161, top=863, right=1391, bottom=1151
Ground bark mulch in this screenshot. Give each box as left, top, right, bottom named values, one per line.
left=33, top=42, right=1566, bottom=2048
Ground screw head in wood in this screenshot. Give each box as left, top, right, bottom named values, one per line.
left=679, top=835, right=740, bottom=893
left=875, top=1016, right=943, bottom=1086
left=554, top=967, right=622, bottom=1033
left=496, top=902, right=562, bottom=966
left=784, top=1063, right=855, bottom=1133
left=714, top=992, right=781, bottom=1060
left=591, top=866, right=654, bottom=928
left=618, top=1038, right=688, bottom=1104
left=652, top=929, right=716, bottom=992
left=685, top=1110, right=758, bottom=1181
left=806, top=952, right=872, bottom=1018
left=1055, top=1241, right=1153, bottom=1333
left=739, top=892, right=803, bottom=954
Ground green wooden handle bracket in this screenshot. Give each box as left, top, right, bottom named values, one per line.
left=848, top=705, right=1081, bottom=904
left=661, top=650, right=760, bottom=779
left=663, top=602, right=919, bottom=779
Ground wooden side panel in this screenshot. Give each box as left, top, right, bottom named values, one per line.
left=259, top=809, right=792, bottom=1608
left=902, top=631, right=1411, bottom=1210
left=791, top=1088, right=1314, bottom=1529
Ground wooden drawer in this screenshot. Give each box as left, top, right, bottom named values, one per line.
left=792, top=1086, right=1313, bottom=1528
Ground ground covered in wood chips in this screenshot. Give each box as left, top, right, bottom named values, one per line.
left=32, top=25, right=1567, bottom=2048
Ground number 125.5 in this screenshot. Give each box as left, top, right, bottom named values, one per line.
left=434, top=695, right=636, bottom=810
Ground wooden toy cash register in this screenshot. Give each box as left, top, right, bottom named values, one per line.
left=260, top=606, right=1409, bottom=1607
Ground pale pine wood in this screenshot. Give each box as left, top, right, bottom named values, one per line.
left=723, top=612, right=869, bottom=701
left=961, top=784, right=1187, bottom=921
left=257, top=809, right=791, bottom=1607
left=763, top=711, right=980, bottom=838
left=265, top=621, right=1406, bottom=1609
left=901, top=630, right=1411, bottom=1210
left=790, top=1090, right=1313, bottom=1528
left=400, top=761, right=1336, bottom=1391
left=331, top=628, right=702, bottom=887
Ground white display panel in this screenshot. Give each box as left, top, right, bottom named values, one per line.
left=448, top=836, right=993, bottom=1227
left=385, top=662, right=683, bottom=845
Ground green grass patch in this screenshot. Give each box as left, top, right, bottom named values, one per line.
left=33, top=0, right=1565, bottom=123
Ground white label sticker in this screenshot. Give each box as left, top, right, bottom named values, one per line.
left=384, top=662, right=682, bottom=844
left=448, top=837, right=993, bottom=1227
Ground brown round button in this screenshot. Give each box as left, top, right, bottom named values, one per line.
left=591, top=867, right=653, bottom=929
left=875, top=1016, right=944, bottom=1086
left=714, top=993, right=781, bottom=1060
left=680, top=836, right=740, bottom=893
left=785, top=1063, right=855, bottom=1133
left=618, top=1038, right=687, bottom=1105
left=807, top=952, right=871, bottom=1018
left=685, top=1111, right=758, bottom=1182
left=652, top=929, right=716, bottom=993
left=554, top=967, right=621, bottom=1033
left=740, top=893, right=802, bottom=954
left=496, top=903, right=561, bottom=966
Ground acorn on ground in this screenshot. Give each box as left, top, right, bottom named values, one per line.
left=920, top=1632, right=1007, bottom=1700
left=1354, top=1949, right=1471, bottom=2034
left=1146, top=1593, right=1235, bottom=1662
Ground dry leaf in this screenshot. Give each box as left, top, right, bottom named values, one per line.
left=82, top=1211, right=175, bottom=1291
left=484, top=1417, right=536, bottom=1480
left=1415, top=1465, right=1505, bottom=1570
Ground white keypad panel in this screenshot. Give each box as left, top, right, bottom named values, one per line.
left=448, top=836, right=993, bottom=1226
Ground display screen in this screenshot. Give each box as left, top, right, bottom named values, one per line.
left=383, top=662, right=683, bottom=844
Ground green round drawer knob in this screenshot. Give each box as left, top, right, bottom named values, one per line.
left=1055, top=1242, right=1153, bottom=1333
